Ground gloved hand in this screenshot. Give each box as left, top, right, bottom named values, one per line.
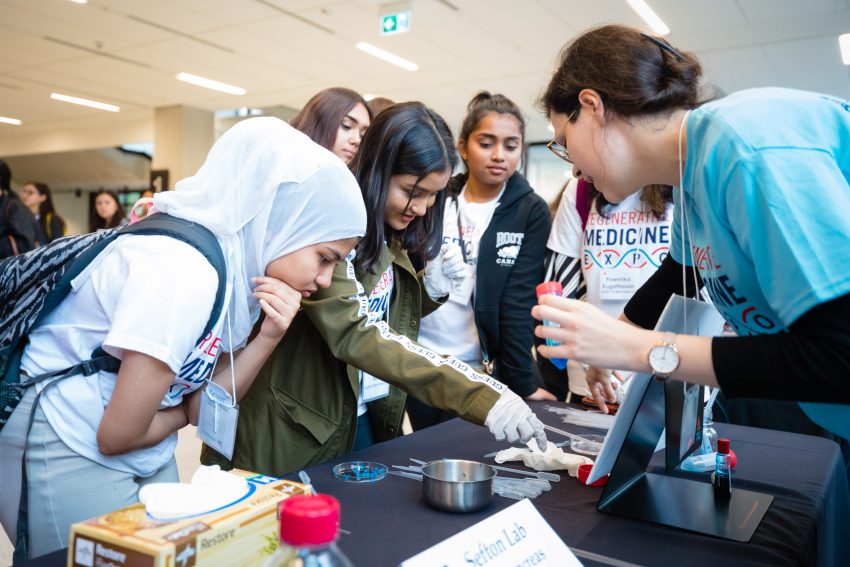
left=424, top=244, right=467, bottom=299
left=484, top=389, right=548, bottom=451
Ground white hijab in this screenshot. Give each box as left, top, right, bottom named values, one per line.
left=154, top=117, right=366, bottom=350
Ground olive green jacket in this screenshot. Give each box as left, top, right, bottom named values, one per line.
left=201, top=241, right=503, bottom=476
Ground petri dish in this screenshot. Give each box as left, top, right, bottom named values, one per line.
left=332, top=461, right=388, bottom=483
left=571, top=434, right=605, bottom=456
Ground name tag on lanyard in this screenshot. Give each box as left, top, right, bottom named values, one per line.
left=198, top=378, right=239, bottom=460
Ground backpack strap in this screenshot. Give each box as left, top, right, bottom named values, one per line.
left=119, top=214, right=227, bottom=345
left=21, top=214, right=227, bottom=385
left=575, top=178, right=592, bottom=231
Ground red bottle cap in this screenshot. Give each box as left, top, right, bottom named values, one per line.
left=536, top=281, right=563, bottom=298
left=717, top=438, right=730, bottom=454
left=278, top=494, right=340, bottom=546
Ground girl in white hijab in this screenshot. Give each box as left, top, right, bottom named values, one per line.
left=0, top=117, right=366, bottom=560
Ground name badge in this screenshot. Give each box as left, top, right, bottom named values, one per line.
left=599, top=269, right=640, bottom=300
left=360, top=372, right=390, bottom=403
left=197, top=381, right=239, bottom=460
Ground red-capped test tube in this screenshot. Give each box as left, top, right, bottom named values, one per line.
left=536, top=281, right=567, bottom=370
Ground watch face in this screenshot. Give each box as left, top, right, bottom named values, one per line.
left=649, top=344, right=679, bottom=374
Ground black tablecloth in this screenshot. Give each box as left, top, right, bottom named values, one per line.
left=286, top=402, right=850, bottom=567
left=22, top=402, right=850, bottom=567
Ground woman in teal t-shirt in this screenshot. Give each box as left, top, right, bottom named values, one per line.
left=533, top=24, right=850, bottom=443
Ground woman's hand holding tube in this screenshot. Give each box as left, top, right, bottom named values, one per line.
left=532, top=295, right=656, bottom=377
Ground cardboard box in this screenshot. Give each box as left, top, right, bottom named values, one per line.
left=67, top=470, right=308, bottom=567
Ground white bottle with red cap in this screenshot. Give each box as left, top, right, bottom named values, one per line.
left=265, top=494, right=354, bottom=566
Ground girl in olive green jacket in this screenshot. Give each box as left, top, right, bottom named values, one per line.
left=202, top=103, right=547, bottom=476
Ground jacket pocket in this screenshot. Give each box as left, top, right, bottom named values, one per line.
left=271, top=385, right=340, bottom=445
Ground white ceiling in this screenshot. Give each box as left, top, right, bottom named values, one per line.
left=1, top=0, right=850, bottom=151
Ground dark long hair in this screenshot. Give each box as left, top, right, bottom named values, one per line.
left=26, top=182, right=62, bottom=236
left=291, top=87, right=371, bottom=151
left=90, top=190, right=125, bottom=231
left=350, top=102, right=457, bottom=273
left=539, top=24, right=705, bottom=120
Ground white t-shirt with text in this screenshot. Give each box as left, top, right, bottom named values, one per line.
left=22, top=235, right=226, bottom=476
left=419, top=185, right=504, bottom=364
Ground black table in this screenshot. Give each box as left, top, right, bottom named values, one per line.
left=24, top=402, right=850, bottom=566
left=289, top=401, right=849, bottom=567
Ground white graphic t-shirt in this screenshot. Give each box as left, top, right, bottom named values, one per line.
left=23, top=235, right=226, bottom=476
left=419, top=185, right=504, bottom=364
left=357, top=263, right=394, bottom=415
left=549, top=188, right=672, bottom=395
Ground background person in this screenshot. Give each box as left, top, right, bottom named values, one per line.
left=539, top=178, right=674, bottom=402
left=408, top=92, right=554, bottom=432
left=20, top=182, right=67, bottom=245
left=0, top=159, right=37, bottom=258
left=89, top=189, right=126, bottom=231
left=291, top=87, right=372, bottom=165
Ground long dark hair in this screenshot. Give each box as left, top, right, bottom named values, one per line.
left=350, top=102, right=457, bottom=273
left=539, top=24, right=705, bottom=119
left=26, top=182, right=62, bottom=236
left=291, top=87, right=371, bottom=151
left=90, top=189, right=125, bottom=231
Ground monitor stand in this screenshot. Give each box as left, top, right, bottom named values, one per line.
left=597, top=379, right=773, bottom=542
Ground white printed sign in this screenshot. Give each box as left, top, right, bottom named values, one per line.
left=399, top=499, right=581, bottom=567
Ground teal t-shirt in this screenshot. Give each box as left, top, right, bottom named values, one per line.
left=670, top=87, right=850, bottom=438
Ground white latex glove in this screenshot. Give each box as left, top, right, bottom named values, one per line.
left=495, top=440, right=593, bottom=475
left=484, top=389, right=548, bottom=451
left=424, top=244, right=467, bottom=299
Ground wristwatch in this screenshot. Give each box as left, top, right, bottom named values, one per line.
left=648, top=332, right=680, bottom=380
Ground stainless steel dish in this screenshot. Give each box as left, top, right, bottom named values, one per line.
left=421, top=459, right=495, bottom=513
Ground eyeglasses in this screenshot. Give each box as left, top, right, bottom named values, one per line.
left=546, top=140, right=571, bottom=163
left=546, top=110, right=578, bottom=164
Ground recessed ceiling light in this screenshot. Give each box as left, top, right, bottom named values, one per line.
left=50, top=92, right=120, bottom=112
left=626, top=0, right=670, bottom=36
left=68, top=0, right=87, bottom=4
left=176, top=72, right=246, bottom=95
left=363, top=93, right=377, bottom=101
left=840, top=33, right=850, bottom=65
left=0, top=116, right=22, bottom=126
left=355, top=42, right=418, bottom=71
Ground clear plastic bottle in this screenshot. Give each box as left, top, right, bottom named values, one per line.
left=265, top=494, right=354, bottom=567
left=701, top=405, right=718, bottom=455
left=536, top=281, right=567, bottom=370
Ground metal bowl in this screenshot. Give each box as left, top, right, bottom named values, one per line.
left=421, top=459, right=495, bottom=513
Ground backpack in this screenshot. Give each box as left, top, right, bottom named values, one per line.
left=0, top=213, right=227, bottom=432
left=575, top=178, right=592, bottom=230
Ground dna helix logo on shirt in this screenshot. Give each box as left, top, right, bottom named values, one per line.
left=582, top=210, right=670, bottom=271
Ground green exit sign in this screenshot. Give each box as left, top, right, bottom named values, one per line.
left=380, top=11, right=411, bottom=35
